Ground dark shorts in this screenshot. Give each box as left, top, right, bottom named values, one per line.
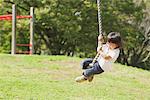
left=81, top=58, right=104, bottom=77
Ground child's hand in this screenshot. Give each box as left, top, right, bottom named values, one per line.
left=98, top=34, right=104, bottom=42
left=98, top=34, right=104, bottom=48
left=97, top=46, right=101, bottom=52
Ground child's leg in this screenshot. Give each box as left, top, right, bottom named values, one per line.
left=75, top=62, right=104, bottom=83
left=83, top=62, right=104, bottom=78
left=81, top=58, right=93, bottom=69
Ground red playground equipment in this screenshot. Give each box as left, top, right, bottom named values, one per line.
left=0, top=15, right=32, bottom=20
left=0, top=4, right=34, bottom=55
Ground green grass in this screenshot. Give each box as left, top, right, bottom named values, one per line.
left=0, top=54, right=150, bottom=100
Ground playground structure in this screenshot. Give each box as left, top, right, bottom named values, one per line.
left=0, top=4, right=34, bottom=55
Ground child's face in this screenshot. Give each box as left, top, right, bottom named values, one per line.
left=108, top=42, right=118, bottom=49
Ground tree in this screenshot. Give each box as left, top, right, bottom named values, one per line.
left=105, top=0, right=150, bottom=69
left=0, top=0, right=150, bottom=70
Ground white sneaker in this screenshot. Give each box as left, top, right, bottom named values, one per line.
left=75, top=75, right=87, bottom=83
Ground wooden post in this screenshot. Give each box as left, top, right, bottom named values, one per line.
left=30, top=7, right=34, bottom=55
left=11, top=4, right=16, bottom=55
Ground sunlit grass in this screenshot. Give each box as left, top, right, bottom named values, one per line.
left=0, top=54, right=150, bottom=100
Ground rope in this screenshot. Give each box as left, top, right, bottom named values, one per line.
left=89, top=0, right=103, bottom=67
left=97, top=0, right=102, bottom=35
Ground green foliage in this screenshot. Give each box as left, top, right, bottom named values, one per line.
left=33, top=0, right=98, bottom=56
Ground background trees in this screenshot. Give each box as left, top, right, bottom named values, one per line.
left=0, top=0, right=149, bottom=70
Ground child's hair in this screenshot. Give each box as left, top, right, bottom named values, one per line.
left=107, top=32, right=122, bottom=49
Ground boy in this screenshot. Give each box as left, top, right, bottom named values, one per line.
left=75, top=32, right=122, bottom=83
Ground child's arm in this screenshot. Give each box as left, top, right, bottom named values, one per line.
left=97, top=34, right=105, bottom=52
left=99, top=50, right=112, bottom=61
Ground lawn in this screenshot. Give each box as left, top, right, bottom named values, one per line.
left=0, top=54, right=150, bottom=100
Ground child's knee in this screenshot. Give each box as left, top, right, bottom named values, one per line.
left=80, top=58, right=93, bottom=69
